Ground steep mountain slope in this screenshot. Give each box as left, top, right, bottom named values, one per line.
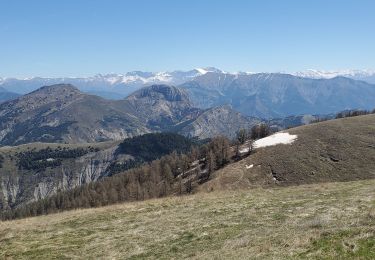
left=122, top=84, right=257, bottom=138
left=0, top=141, right=119, bottom=210
left=0, top=84, right=148, bottom=145
left=178, top=105, right=260, bottom=139
left=125, top=84, right=200, bottom=131
left=200, top=114, right=375, bottom=191
left=0, top=133, right=195, bottom=210
left=0, top=84, right=258, bottom=145
left=180, top=73, right=375, bottom=118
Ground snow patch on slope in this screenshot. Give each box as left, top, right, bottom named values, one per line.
left=195, top=68, right=209, bottom=75
left=254, top=132, right=297, bottom=148
left=240, top=132, right=297, bottom=154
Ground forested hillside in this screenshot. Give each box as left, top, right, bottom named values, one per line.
left=0, top=135, right=234, bottom=220
left=0, top=133, right=199, bottom=211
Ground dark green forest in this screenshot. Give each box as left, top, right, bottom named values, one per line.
left=16, top=146, right=99, bottom=171
left=117, top=132, right=195, bottom=161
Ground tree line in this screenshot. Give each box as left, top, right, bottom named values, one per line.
left=16, top=146, right=98, bottom=171
left=233, top=123, right=272, bottom=159
left=308, top=108, right=375, bottom=124
left=236, top=123, right=272, bottom=143
left=0, top=136, right=234, bottom=220
left=335, top=109, right=375, bottom=119
left=109, top=132, right=198, bottom=175
left=116, top=132, right=196, bottom=161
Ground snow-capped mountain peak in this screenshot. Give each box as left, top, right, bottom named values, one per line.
left=294, top=69, right=375, bottom=79
left=195, top=67, right=225, bottom=75
left=195, top=68, right=209, bottom=75
left=2, top=67, right=375, bottom=98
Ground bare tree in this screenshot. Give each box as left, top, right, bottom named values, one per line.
left=248, top=139, right=254, bottom=155
left=235, top=141, right=241, bottom=160
left=185, top=179, right=193, bottom=194
left=206, top=150, right=216, bottom=175
left=236, top=129, right=247, bottom=144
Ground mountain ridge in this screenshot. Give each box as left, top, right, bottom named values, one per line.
left=2, top=67, right=375, bottom=99
left=294, top=69, right=375, bottom=83
left=0, top=83, right=257, bottom=146
left=180, top=72, right=375, bottom=118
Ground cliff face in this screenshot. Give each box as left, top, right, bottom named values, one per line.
left=125, top=84, right=201, bottom=130
left=0, top=142, right=121, bottom=210
left=0, top=176, right=20, bottom=208
left=178, top=105, right=260, bottom=139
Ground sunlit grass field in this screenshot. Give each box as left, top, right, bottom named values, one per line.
left=1, top=179, right=374, bottom=259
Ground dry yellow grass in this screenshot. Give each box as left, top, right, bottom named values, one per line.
left=0, top=179, right=374, bottom=259
left=200, top=114, right=375, bottom=192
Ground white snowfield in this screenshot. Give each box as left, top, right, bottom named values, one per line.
left=254, top=132, right=297, bottom=148
left=240, top=132, right=298, bottom=153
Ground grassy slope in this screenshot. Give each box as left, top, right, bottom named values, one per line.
left=200, top=114, right=375, bottom=191
left=0, top=179, right=374, bottom=259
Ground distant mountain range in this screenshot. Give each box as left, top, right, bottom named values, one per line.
left=1, top=67, right=375, bottom=122
left=1, top=67, right=374, bottom=99
left=0, top=84, right=257, bottom=146
left=293, top=69, right=375, bottom=83
left=0, top=67, right=223, bottom=98
left=181, top=72, right=375, bottom=118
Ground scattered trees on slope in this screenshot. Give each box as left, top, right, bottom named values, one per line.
left=236, top=129, right=248, bottom=144
left=250, top=124, right=272, bottom=140
left=336, top=109, right=372, bottom=119
left=235, top=123, right=271, bottom=158
left=0, top=136, right=234, bottom=220
left=236, top=123, right=272, bottom=145
left=0, top=126, right=273, bottom=220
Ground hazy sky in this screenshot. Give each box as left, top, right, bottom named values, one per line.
left=1, top=0, right=374, bottom=77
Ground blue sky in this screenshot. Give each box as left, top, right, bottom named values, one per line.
left=1, top=0, right=374, bottom=77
